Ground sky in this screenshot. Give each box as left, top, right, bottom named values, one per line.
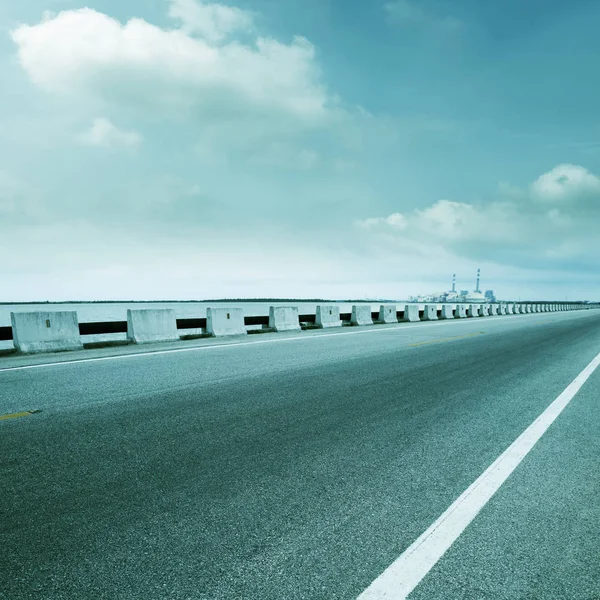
left=1, top=0, right=599, bottom=301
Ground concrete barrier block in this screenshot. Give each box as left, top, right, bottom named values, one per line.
left=507, top=304, right=515, bottom=314
left=423, top=305, right=438, bottom=321
left=268, top=306, right=300, bottom=332
left=499, top=305, right=507, bottom=315
left=455, top=304, right=467, bottom=318
left=207, top=307, right=246, bottom=337
left=489, top=304, right=499, bottom=315
left=467, top=304, right=479, bottom=317
left=526, top=305, right=532, bottom=313
left=378, top=305, right=398, bottom=324
left=351, top=305, right=373, bottom=326
left=127, top=309, right=179, bottom=344
left=440, top=305, right=454, bottom=319
left=316, top=305, right=342, bottom=328
left=11, top=311, right=82, bottom=354
left=480, top=305, right=489, bottom=316
left=403, top=304, right=420, bottom=322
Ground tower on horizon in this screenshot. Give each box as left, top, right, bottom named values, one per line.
left=475, top=268, right=481, bottom=293
left=452, top=273, right=456, bottom=293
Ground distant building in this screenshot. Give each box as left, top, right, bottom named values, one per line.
left=413, top=269, right=492, bottom=303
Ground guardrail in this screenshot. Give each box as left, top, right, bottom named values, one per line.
left=2, top=302, right=598, bottom=354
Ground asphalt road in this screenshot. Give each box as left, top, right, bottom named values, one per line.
left=1, top=310, right=600, bottom=599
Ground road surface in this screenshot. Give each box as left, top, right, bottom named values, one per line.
left=1, top=310, right=599, bottom=599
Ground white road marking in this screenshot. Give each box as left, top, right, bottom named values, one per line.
left=0, top=311, right=587, bottom=373
left=357, top=348, right=600, bottom=600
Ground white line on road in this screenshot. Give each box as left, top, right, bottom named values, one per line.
left=357, top=348, right=600, bottom=600
left=0, top=311, right=586, bottom=373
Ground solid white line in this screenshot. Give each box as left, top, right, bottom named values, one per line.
left=0, top=310, right=584, bottom=373
left=357, top=348, right=600, bottom=600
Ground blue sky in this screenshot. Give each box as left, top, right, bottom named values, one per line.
left=1, top=0, right=599, bottom=301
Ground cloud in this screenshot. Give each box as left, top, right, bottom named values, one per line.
left=531, top=164, right=600, bottom=202
left=168, top=0, right=253, bottom=42
left=357, top=212, right=407, bottom=230
left=10, top=4, right=334, bottom=123
left=357, top=164, right=600, bottom=271
left=79, top=117, right=142, bottom=148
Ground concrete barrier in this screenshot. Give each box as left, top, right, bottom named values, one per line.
left=489, top=304, right=499, bottom=316
left=126, top=309, right=179, bottom=344
left=481, top=305, right=490, bottom=316
left=403, top=304, right=420, bottom=322
left=467, top=304, right=479, bottom=317
left=423, top=305, right=438, bottom=321
left=351, top=305, right=373, bottom=326
left=269, top=306, right=300, bottom=332
left=11, top=311, right=83, bottom=353
left=506, top=304, right=514, bottom=314
left=206, top=307, right=246, bottom=337
left=378, top=305, right=398, bottom=324
left=440, top=305, right=454, bottom=319
left=499, top=305, right=507, bottom=315
left=316, top=305, right=342, bottom=328
left=455, top=304, right=467, bottom=318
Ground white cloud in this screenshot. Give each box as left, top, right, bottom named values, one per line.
left=531, top=163, right=600, bottom=202
left=10, top=4, right=333, bottom=123
left=168, top=0, right=253, bottom=42
left=79, top=117, right=142, bottom=148
left=358, top=212, right=407, bottom=230
left=357, top=164, right=600, bottom=271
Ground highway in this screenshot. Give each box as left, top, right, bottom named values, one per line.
left=1, top=310, right=600, bottom=599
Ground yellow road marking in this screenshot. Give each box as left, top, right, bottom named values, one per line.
left=0, top=410, right=40, bottom=421
left=409, top=332, right=485, bottom=347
